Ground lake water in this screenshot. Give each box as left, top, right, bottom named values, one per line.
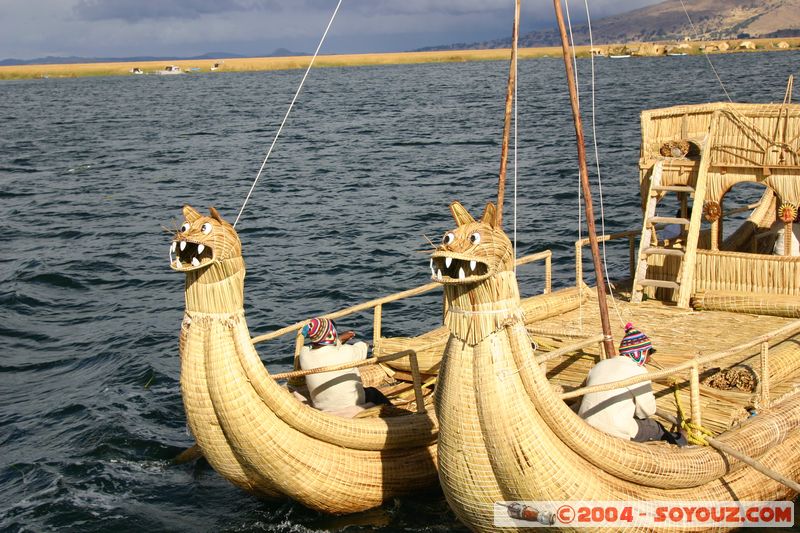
left=2, top=50, right=799, bottom=532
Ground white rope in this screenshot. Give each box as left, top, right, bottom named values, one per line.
left=234, top=0, right=344, bottom=228
left=564, top=0, right=584, bottom=332
left=513, top=28, right=518, bottom=274
left=678, top=0, right=733, bottom=103
left=583, top=0, right=627, bottom=328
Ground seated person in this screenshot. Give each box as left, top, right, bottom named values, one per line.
left=298, top=317, right=390, bottom=413
left=579, top=323, right=686, bottom=446
left=771, top=217, right=800, bottom=256
left=660, top=209, right=684, bottom=241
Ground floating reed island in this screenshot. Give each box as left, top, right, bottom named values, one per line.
left=3, top=36, right=800, bottom=80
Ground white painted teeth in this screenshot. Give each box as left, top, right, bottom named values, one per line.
left=191, top=257, right=200, bottom=267
left=459, top=267, right=466, bottom=279
left=197, top=244, right=205, bottom=254
left=445, top=257, right=452, bottom=268
left=175, top=258, right=182, bottom=268
left=180, top=241, right=187, bottom=251
left=171, top=241, right=177, bottom=253
left=470, top=260, right=477, bottom=271
left=436, top=269, right=443, bottom=280
left=429, top=258, right=435, bottom=276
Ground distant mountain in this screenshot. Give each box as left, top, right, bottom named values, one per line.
left=417, top=0, right=800, bottom=50
left=0, top=49, right=307, bottom=67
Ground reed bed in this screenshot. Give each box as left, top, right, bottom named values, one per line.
left=5, top=38, right=800, bottom=80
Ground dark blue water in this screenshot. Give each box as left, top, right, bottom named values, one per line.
left=2, top=51, right=799, bottom=532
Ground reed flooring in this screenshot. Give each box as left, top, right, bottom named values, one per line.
left=529, top=286, right=800, bottom=435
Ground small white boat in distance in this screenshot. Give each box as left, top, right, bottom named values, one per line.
left=155, top=65, right=183, bottom=75
left=609, top=54, right=631, bottom=58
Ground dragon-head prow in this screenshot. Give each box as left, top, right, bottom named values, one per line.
left=430, top=201, right=513, bottom=285
left=169, top=205, right=241, bottom=272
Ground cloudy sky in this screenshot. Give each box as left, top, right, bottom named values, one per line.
left=2, top=0, right=663, bottom=60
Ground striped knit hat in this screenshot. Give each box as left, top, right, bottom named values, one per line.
left=302, top=317, right=337, bottom=346
left=619, top=322, right=652, bottom=365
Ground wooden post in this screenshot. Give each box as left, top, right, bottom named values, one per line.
left=760, top=341, right=771, bottom=409
left=629, top=236, right=636, bottom=280
left=690, top=360, right=702, bottom=427
left=373, top=304, right=382, bottom=349
left=785, top=221, right=792, bottom=256
left=711, top=221, right=719, bottom=252
left=554, top=0, right=616, bottom=357
left=288, top=330, right=306, bottom=388
left=495, top=0, right=520, bottom=228
left=408, top=351, right=426, bottom=414
left=545, top=253, right=552, bottom=294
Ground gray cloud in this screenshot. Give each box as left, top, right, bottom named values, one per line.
left=2, top=0, right=665, bottom=60
left=73, top=0, right=280, bottom=22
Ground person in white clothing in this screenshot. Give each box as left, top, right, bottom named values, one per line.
left=579, top=323, right=686, bottom=445
left=771, top=217, right=800, bottom=256
left=298, top=317, right=390, bottom=413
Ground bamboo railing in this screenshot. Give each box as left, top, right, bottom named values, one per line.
left=250, top=250, right=553, bottom=379
left=574, top=230, right=639, bottom=287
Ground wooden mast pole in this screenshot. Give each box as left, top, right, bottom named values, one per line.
left=553, top=0, right=616, bottom=357
left=495, top=0, right=520, bottom=228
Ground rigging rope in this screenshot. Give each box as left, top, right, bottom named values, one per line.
left=564, top=0, right=584, bottom=332
left=513, top=23, right=519, bottom=273
left=583, top=0, right=627, bottom=328
left=678, top=0, right=734, bottom=103
left=234, top=0, right=344, bottom=228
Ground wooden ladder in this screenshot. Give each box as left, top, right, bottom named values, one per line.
left=631, top=118, right=716, bottom=307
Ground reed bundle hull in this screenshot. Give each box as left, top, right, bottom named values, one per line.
left=172, top=206, right=439, bottom=514
left=435, top=274, right=800, bottom=532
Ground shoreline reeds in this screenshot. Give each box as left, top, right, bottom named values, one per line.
left=3, top=36, right=800, bottom=81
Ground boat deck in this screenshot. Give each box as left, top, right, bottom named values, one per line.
left=529, top=287, right=800, bottom=435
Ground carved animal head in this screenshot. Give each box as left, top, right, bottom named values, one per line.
left=169, top=205, right=241, bottom=272
left=430, top=201, right=513, bottom=285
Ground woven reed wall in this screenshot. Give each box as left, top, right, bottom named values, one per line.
left=640, top=104, right=800, bottom=208
left=640, top=104, right=717, bottom=163
left=695, top=250, right=800, bottom=295
left=710, top=106, right=800, bottom=169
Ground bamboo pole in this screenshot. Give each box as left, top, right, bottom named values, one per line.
left=373, top=303, right=382, bottom=348
left=705, top=436, right=800, bottom=493
left=495, top=0, right=520, bottom=228
left=690, top=361, right=702, bottom=427
left=657, top=410, right=800, bottom=493
left=760, top=341, right=771, bottom=408
left=554, top=0, right=616, bottom=357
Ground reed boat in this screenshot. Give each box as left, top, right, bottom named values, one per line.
left=431, top=106, right=800, bottom=530
left=430, top=2, right=800, bottom=531
left=169, top=201, right=601, bottom=513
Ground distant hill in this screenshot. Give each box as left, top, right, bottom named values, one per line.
left=0, top=49, right=307, bottom=67
left=418, top=0, right=800, bottom=50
